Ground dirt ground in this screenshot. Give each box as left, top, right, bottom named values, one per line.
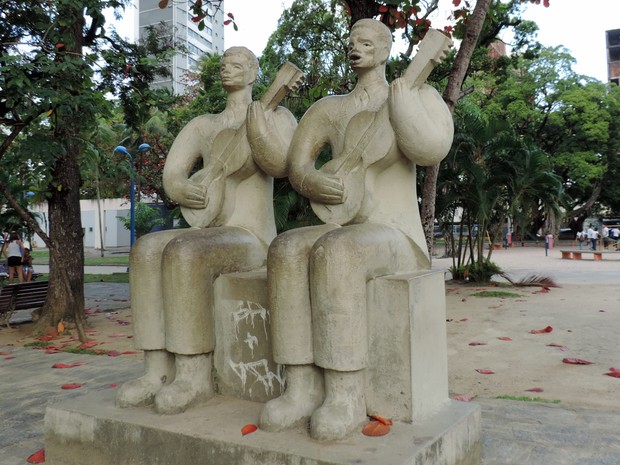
left=445, top=281, right=620, bottom=408
left=0, top=306, right=140, bottom=361
left=1, top=248, right=619, bottom=409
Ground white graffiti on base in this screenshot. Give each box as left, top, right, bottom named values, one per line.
left=232, top=300, right=268, bottom=340
left=228, top=359, right=285, bottom=396
left=244, top=332, right=259, bottom=358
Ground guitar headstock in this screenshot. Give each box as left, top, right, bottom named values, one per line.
left=404, top=29, right=453, bottom=87
left=262, top=61, right=305, bottom=110
left=416, top=29, right=453, bottom=67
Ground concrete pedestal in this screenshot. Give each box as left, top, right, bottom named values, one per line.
left=44, top=269, right=481, bottom=464
left=44, top=391, right=481, bottom=465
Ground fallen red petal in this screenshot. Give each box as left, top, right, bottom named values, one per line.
left=107, top=351, right=121, bottom=357
left=241, top=424, right=258, bottom=436
left=530, top=326, right=553, bottom=334
left=78, top=341, right=99, bottom=349
left=61, top=383, right=84, bottom=390
left=121, top=351, right=140, bottom=355
left=547, top=343, right=568, bottom=351
left=605, top=372, right=620, bottom=378
left=369, top=415, right=393, bottom=425
left=4, top=356, right=15, bottom=360
left=362, top=421, right=390, bottom=437
left=52, top=362, right=88, bottom=369
left=0, top=350, right=12, bottom=355
left=562, top=358, right=593, bottom=365
left=525, top=387, right=544, bottom=392
left=609, top=367, right=620, bottom=373
left=476, top=369, right=495, bottom=375
left=498, top=337, right=512, bottom=341
left=26, top=448, right=45, bottom=463
left=452, top=394, right=476, bottom=402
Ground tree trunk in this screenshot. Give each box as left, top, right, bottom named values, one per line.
left=35, top=1, right=87, bottom=340
left=346, top=0, right=380, bottom=26
left=40, top=145, right=86, bottom=335
left=420, top=0, right=493, bottom=259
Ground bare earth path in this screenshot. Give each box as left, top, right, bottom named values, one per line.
left=1, top=245, right=619, bottom=464
left=435, top=246, right=620, bottom=408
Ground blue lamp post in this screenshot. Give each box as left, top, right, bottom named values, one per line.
left=113, top=144, right=151, bottom=247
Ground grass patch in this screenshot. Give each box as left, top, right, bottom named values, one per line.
left=29, top=250, right=129, bottom=266
left=471, top=290, right=522, bottom=298
left=63, top=347, right=108, bottom=356
left=84, top=273, right=129, bottom=284
left=85, top=256, right=129, bottom=266
left=24, top=341, right=53, bottom=348
left=29, top=273, right=128, bottom=283
left=496, top=395, right=560, bottom=404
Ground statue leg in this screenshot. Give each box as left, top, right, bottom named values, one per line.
left=116, top=230, right=187, bottom=408
left=309, top=224, right=417, bottom=440
left=154, top=226, right=267, bottom=414
left=259, top=225, right=338, bottom=432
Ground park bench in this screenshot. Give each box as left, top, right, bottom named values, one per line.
left=560, top=249, right=618, bottom=261
left=0, top=280, right=49, bottom=326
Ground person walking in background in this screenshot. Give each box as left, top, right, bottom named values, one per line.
left=1, top=232, right=24, bottom=283
left=21, top=248, right=34, bottom=282
left=576, top=230, right=585, bottom=250
left=587, top=224, right=598, bottom=251
left=601, top=223, right=610, bottom=249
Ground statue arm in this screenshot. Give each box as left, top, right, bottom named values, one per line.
left=247, top=103, right=297, bottom=178
left=163, top=116, right=209, bottom=208
left=288, top=105, right=344, bottom=204
left=389, top=81, right=454, bottom=166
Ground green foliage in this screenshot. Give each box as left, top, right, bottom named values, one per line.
left=471, top=290, right=522, bottom=298
left=450, top=260, right=502, bottom=284
left=117, top=202, right=167, bottom=239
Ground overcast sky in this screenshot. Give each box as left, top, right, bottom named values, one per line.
left=115, top=0, right=619, bottom=83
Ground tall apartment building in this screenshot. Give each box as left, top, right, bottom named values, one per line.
left=607, top=28, right=620, bottom=86
left=137, top=0, right=226, bottom=94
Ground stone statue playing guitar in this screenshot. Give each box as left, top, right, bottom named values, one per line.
left=260, top=20, right=454, bottom=440
left=116, top=47, right=301, bottom=414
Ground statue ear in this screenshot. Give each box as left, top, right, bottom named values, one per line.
left=247, top=66, right=258, bottom=86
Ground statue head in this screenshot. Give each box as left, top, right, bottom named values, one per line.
left=348, top=19, right=392, bottom=71
left=221, top=46, right=259, bottom=91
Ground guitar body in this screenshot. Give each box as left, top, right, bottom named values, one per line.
left=310, top=106, right=393, bottom=225
left=180, top=61, right=304, bottom=229
left=309, top=29, right=452, bottom=226
left=181, top=127, right=252, bottom=228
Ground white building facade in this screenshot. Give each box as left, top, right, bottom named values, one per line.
left=30, top=199, right=131, bottom=250
left=138, top=0, right=226, bottom=94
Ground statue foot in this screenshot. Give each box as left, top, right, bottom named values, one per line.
left=259, top=364, right=324, bottom=431
left=116, top=350, right=175, bottom=408
left=154, top=353, right=213, bottom=414
left=310, top=369, right=366, bottom=441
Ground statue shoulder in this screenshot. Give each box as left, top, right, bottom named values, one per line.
left=299, top=95, right=345, bottom=125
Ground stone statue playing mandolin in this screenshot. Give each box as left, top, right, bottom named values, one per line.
left=116, top=47, right=300, bottom=414
left=259, top=19, right=454, bottom=440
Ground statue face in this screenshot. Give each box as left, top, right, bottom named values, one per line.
left=348, top=24, right=390, bottom=71
left=220, top=53, right=255, bottom=90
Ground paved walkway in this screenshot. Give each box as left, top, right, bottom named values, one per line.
left=1, top=245, right=620, bottom=464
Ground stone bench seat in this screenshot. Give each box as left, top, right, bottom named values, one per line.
left=560, top=249, right=618, bottom=261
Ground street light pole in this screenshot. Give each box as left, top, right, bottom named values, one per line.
left=114, top=144, right=151, bottom=248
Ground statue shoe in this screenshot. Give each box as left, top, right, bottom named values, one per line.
left=259, top=364, right=324, bottom=431
left=154, top=353, right=213, bottom=414
left=116, top=350, right=174, bottom=408
left=310, top=370, right=366, bottom=441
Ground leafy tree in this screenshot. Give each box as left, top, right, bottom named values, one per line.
left=0, top=1, right=176, bottom=338
left=118, top=202, right=167, bottom=239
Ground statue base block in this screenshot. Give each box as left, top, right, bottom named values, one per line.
left=45, top=391, right=481, bottom=465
